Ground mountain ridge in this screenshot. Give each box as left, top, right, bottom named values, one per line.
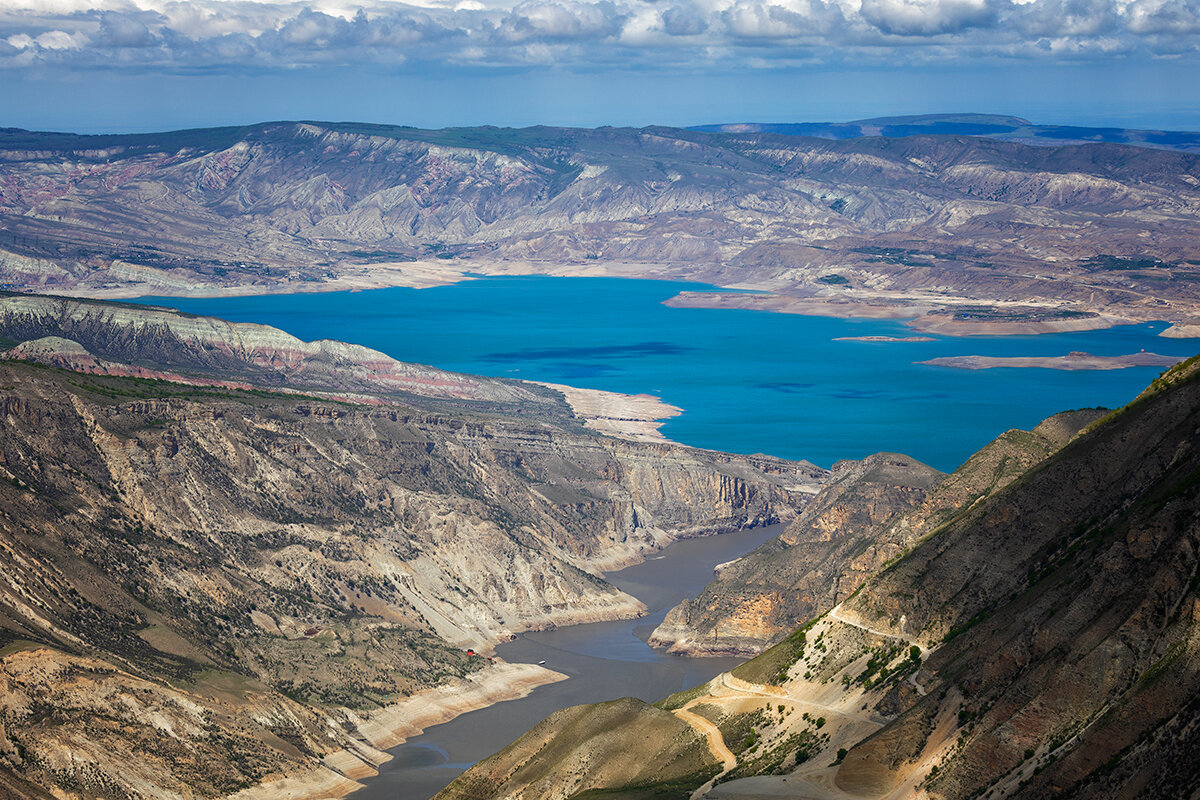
left=690, top=112, right=1200, bottom=152
left=0, top=295, right=823, bottom=799
left=3, top=120, right=1200, bottom=337
left=435, top=357, right=1200, bottom=800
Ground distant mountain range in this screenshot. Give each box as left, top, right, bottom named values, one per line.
left=692, top=112, right=1200, bottom=152
left=2, top=117, right=1200, bottom=337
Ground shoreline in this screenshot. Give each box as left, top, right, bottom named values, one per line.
left=917, top=351, right=1186, bottom=371
left=537, top=381, right=684, bottom=443
left=31, top=258, right=1200, bottom=339
left=233, top=526, right=792, bottom=800
left=664, top=289, right=1149, bottom=338
left=234, top=663, right=567, bottom=800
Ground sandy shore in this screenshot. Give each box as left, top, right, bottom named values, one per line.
left=538, top=381, right=684, bottom=442
left=665, top=290, right=1152, bottom=337
left=56, top=257, right=697, bottom=301
left=1160, top=322, right=1200, bottom=338
left=918, top=351, right=1184, bottom=371
left=664, top=291, right=927, bottom=321
left=232, top=662, right=566, bottom=800
left=353, top=662, right=567, bottom=750
left=908, top=313, right=1134, bottom=337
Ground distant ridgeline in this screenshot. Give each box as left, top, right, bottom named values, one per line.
left=691, top=112, right=1200, bottom=151
left=1, top=116, right=1200, bottom=338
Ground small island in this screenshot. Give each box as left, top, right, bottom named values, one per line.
left=833, top=335, right=936, bottom=342
left=918, top=351, right=1185, bottom=371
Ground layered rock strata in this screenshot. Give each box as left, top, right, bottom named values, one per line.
left=439, top=358, right=1200, bottom=800
left=2, top=123, right=1200, bottom=332
left=0, top=298, right=822, bottom=799
left=649, top=410, right=1104, bottom=656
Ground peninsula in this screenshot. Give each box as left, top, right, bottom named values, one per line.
left=2, top=121, right=1200, bottom=336
left=918, top=350, right=1185, bottom=370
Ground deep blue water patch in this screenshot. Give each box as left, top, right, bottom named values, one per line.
left=480, top=341, right=693, bottom=361
left=134, top=276, right=1200, bottom=472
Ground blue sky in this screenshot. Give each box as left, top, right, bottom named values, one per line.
left=1, top=0, right=1198, bottom=132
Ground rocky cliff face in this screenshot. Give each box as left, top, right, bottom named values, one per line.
left=2, top=123, right=1200, bottom=330
left=648, top=409, right=1102, bottom=657
left=821, top=357, right=1200, bottom=800
left=649, top=453, right=944, bottom=656
left=440, top=361, right=1200, bottom=800
left=0, top=298, right=821, bottom=800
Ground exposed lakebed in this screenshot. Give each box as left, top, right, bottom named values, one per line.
left=138, top=275, right=1200, bottom=471
left=352, top=523, right=786, bottom=800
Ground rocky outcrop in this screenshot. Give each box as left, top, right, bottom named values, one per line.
left=648, top=410, right=1104, bottom=657
left=452, top=359, right=1200, bottom=800
left=0, top=298, right=823, bottom=799
left=649, top=453, right=944, bottom=656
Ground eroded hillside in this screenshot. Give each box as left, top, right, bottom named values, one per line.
left=438, top=358, right=1200, bottom=800
left=3, top=123, right=1200, bottom=333
left=0, top=298, right=821, bottom=799
left=649, top=410, right=1104, bottom=657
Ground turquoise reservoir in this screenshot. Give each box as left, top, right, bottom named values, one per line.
left=134, top=276, right=1199, bottom=472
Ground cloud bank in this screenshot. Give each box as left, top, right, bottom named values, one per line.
left=0, top=0, right=1196, bottom=72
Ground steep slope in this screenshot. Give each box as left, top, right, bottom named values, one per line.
left=2, top=123, right=1200, bottom=332
left=0, top=299, right=822, bottom=799
left=649, top=453, right=945, bottom=656
left=824, top=356, right=1200, bottom=799
left=440, top=697, right=722, bottom=800
left=438, top=359, right=1200, bottom=800
left=649, top=409, right=1103, bottom=657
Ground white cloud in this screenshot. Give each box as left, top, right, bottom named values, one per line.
left=1124, top=0, right=1200, bottom=33
left=858, top=0, right=997, bottom=35
left=0, top=0, right=1194, bottom=71
left=34, top=27, right=85, bottom=47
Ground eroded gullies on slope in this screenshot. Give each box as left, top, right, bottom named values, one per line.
left=436, top=357, right=1200, bottom=800
left=0, top=295, right=818, bottom=800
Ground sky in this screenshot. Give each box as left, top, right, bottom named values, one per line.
left=0, top=0, right=1198, bottom=132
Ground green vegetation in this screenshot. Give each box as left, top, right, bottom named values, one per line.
left=942, top=609, right=994, bottom=643
left=344, top=249, right=417, bottom=262
left=817, top=274, right=850, bottom=285
left=1138, top=641, right=1186, bottom=687
left=1082, top=255, right=1172, bottom=271
left=717, top=709, right=768, bottom=756
left=715, top=707, right=830, bottom=782
left=562, top=770, right=721, bottom=800
left=731, top=622, right=813, bottom=685
left=0, top=124, right=254, bottom=160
